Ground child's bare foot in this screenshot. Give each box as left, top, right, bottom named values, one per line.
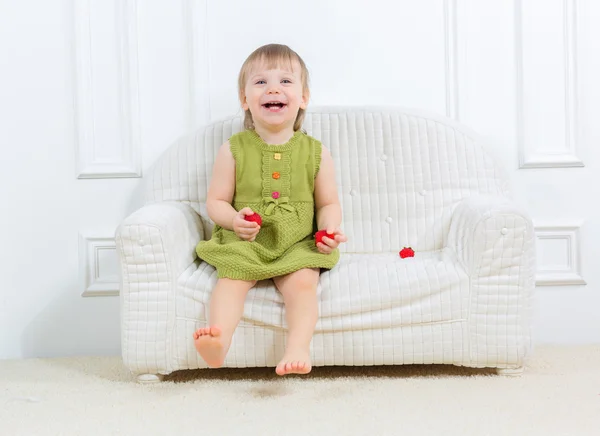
left=275, top=348, right=312, bottom=376
left=193, top=326, right=225, bottom=368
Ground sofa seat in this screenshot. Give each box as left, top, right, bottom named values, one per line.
left=177, top=248, right=469, bottom=331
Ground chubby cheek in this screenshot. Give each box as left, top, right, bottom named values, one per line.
left=243, top=88, right=260, bottom=109
left=291, top=92, right=306, bottom=109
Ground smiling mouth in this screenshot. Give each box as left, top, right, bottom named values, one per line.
left=262, top=102, right=286, bottom=109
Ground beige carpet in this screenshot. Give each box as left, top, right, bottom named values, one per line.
left=1, top=345, right=599, bottom=436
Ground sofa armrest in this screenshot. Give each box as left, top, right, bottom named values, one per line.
left=448, top=194, right=537, bottom=366
left=115, top=201, right=204, bottom=375
left=447, top=195, right=536, bottom=278
left=115, top=201, right=204, bottom=276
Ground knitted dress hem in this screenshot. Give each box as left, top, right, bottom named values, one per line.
left=210, top=252, right=340, bottom=281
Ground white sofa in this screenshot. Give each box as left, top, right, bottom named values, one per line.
left=115, top=107, right=536, bottom=382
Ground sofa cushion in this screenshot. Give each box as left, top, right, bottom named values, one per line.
left=177, top=248, right=469, bottom=331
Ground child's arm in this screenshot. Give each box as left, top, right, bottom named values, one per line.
left=314, top=146, right=347, bottom=253
left=207, top=141, right=260, bottom=240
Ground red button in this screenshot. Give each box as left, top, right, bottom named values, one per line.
left=272, top=192, right=280, bottom=199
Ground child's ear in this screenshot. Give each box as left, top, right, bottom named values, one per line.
left=241, top=93, right=249, bottom=110
left=300, top=90, right=310, bottom=109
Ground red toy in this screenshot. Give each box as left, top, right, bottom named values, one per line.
left=244, top=212, right=262, bottom=226
left=315, top=230, right=335, bottom=245
left=399, top=247, right=415, bottom=258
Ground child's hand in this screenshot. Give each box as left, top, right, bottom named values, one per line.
left=316, top=227, right=347, bottom=254
left=232, top=208, right=261, bottom=242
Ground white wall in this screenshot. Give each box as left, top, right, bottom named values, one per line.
left=1, top=0, right=598, bottom=360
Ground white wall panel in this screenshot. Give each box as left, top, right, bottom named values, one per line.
left=516, top=0, right=583, bottom=168
left=73, top=0, right=142, bottom=178
left=79, top=232, right=120, bottom=296
left=534, top=223, right=585, bottom=286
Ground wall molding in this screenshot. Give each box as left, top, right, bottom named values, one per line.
left=183, top=0, right=211, bottom=130
left=79, top=232, right=120, bottom=297
left=534, top=222, right=585, bottom=286
left=444, top=0, right=459, bottom=121
left=73, top=0, right=142, bottom=178
left=516, top=0, right=584, bottom=169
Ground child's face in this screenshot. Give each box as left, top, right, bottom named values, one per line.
left=242, top=59, right=308, bottom=131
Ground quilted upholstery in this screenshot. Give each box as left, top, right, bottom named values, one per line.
left=116, top=106, right=536, bottom=375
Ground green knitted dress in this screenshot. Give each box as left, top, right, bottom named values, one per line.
left=195, top=129, right=340, bottom=281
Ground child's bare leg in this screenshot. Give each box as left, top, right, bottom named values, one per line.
left=273, top=268, right=320, bottom=376
left=194, top=278, right=256, bottom=368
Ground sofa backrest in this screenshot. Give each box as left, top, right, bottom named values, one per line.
left=144, top=106, right=510, bottom=253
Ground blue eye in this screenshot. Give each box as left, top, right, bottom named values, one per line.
left=282, top=79, right=292, bottom=84
left=255, top=80, right=266, bottom=85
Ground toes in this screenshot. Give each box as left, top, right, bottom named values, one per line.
left=194, top=327, right=214, bottom=339
left=195, top=326, right=222, bottom=338
left=276, top=358, right=311, bottom=375
left=276, top=363, right=286, bottom=376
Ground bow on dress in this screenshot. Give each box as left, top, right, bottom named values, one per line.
left=263, top=196, right=295, bottom=215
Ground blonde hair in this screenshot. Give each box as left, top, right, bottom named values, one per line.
left=238, top=44, right=310, bottom=131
